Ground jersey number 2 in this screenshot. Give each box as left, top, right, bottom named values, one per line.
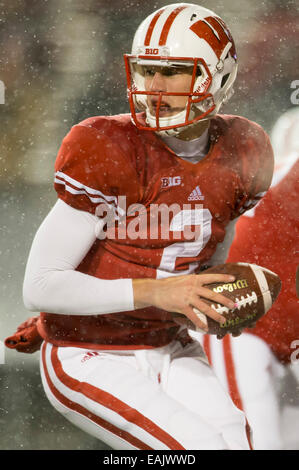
left=156, top=208, right=212, bottom=279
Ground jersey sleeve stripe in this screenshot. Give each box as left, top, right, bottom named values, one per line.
left=54, top=177, right=114, bottom=205
left=54, top=171, right=126, bottom=217
left=55, top=170, right=118, bottom=205
left=54, top=177, right=124, bottom=218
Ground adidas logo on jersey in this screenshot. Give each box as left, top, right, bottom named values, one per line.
left=188, top=186, right=204, bottom=201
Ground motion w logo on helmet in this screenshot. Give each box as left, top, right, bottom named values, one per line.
left=190, top=16, right=237, bottom=61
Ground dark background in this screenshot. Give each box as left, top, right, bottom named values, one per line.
left=0, top=0, right=298, bottom=449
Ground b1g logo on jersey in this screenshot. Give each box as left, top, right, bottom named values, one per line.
left=161, top=176, right=182, bottom=188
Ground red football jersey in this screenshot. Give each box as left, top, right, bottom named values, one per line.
left=38, top=113, right=274, bottom=349
left=227, top=157, right=299, bottom=364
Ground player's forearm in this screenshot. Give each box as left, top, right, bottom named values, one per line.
left=23, top=269, right=134, bottom=314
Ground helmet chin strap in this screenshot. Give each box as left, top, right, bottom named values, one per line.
left=145, top=105, right=196, bottom=137
left=145, top=101, right=214, bottom=137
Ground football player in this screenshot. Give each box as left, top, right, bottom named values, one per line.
left=6, top=4, right=274, bottom=450
left=197, top=108, right=299, bottom=449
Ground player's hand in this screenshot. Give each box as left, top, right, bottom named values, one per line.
left=133, top=273, right=237, bottom=332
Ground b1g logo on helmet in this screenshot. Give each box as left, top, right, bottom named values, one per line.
left=145, top=48, right=159, bottom=55
left=190, top=16, right=237, bottom=60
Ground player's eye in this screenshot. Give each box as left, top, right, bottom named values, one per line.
left=137, top=64, right=202, bottom=77
left=161, top=67, right=181, bottom=76
left=161, top=66, right=202, bottom=77
left=143, top=67, right=156, bottom=76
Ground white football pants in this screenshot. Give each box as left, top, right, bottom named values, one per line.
left=191, top=331, right=285, bottom=450
left=40, top=337, right=252, bottom=450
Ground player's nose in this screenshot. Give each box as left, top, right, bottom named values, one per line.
left=148, top=72, right=167, bottom=92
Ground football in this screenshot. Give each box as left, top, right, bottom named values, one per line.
left=193, top=262, right=281, bottom=336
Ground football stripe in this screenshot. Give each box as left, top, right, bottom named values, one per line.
left=249, top=264, right=272, bottom=312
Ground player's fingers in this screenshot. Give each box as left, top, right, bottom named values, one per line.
left=197, top=286, right=236, bottom=310
left=191, top=298, right=226, bottom=325
left=197, top=274, right=235, bottom=285
left=182, top=306, right=209, bottom=332
left=171, top=312, right=194, bottom=330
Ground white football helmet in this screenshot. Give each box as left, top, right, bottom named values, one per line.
left=124, top=3, right=238, bottom=136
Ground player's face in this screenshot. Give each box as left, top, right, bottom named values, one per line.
left=142, top=65, right=195, bottom=117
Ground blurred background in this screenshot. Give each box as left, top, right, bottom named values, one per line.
left=0, top=0, right=298, bottom=450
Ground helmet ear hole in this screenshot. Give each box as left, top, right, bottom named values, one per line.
left=221, top=73, right=230, bottom=88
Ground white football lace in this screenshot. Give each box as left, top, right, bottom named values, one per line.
left=211, top=291, right=258, bottom=315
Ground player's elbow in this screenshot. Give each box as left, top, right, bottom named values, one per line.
left=22, top=273, right=50, bottom=312
left=23, top=280, right=42, bottom=312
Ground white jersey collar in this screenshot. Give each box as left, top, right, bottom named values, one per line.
left=160, top=128, right=210, bottom=164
